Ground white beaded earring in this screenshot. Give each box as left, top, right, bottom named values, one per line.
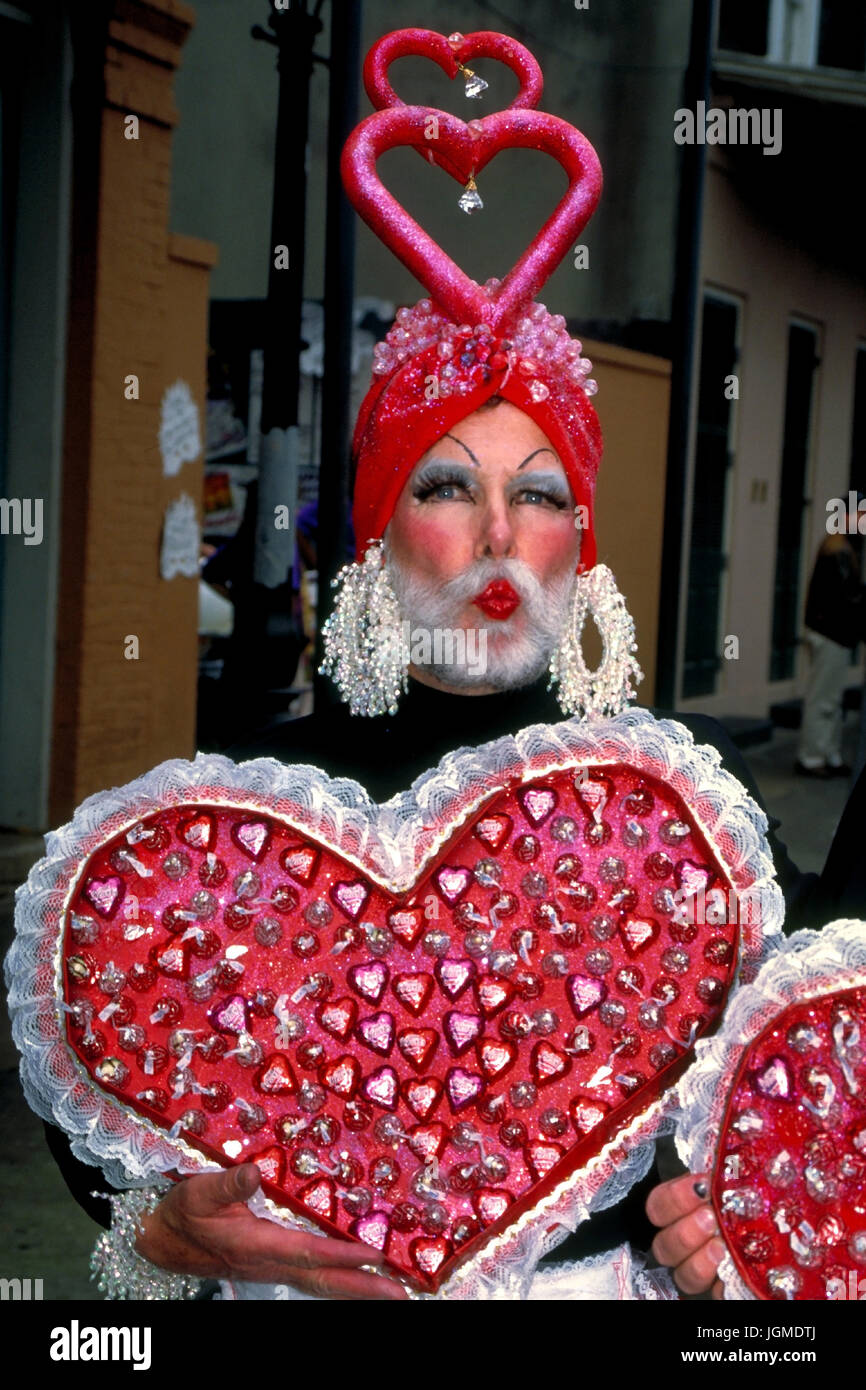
left=319, top=541, right=409, bottom=717
left=548, top=563, right=643, bottom=718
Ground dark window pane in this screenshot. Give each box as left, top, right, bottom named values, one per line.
left=769, top=325, right=819, bottom=683
left=818, top=0, right=866, bottom=72
left=850, top=348, right=866, bottom=496
left=682, top=297, right=738, bottom=700
left=718, top=0, right=771, bottom=56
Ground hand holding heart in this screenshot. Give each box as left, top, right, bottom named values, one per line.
left=646, top=1172, right=724, bottom=1297
left=137, top=1165, right=407, bottom=1299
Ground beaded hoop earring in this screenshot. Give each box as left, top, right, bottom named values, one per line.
left=319, top=542, right=408, bottom=717
left=548, top=563, right=643, bottom=718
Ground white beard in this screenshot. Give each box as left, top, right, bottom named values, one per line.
left=384, top=545, right=576, bottom=692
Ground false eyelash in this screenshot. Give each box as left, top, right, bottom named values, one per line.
left=412, top=468, right=474, bottom=501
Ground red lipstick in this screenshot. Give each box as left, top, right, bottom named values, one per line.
left=472, top=580, right=521, bottom=620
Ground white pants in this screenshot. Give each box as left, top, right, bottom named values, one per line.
left=798, top=630, right=850, bottom=766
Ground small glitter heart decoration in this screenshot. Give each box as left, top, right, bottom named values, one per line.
left=8, top=711, right=781, bottom=1294
left=675, top=918, right=866, bottom=1300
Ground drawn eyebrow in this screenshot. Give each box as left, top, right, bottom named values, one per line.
left=518, top=447, right=559, bottom=470
left=435, top=438, right=561, bottom=473
left=444, top=433, right=481, bottom=467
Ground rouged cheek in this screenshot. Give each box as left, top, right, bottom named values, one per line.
left=514, top=516, right=580, bottom=578
left=390, top=508, right=475, bottom=578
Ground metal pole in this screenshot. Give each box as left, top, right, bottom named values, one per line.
left=654, top=0, right=716, bottom=710
left=314, top=0, right=362, bottom=707
left=253, top=0, right=322, bottom=589
left=219, top=2, right=322, bottom=739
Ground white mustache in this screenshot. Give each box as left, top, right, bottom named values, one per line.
left=383, top=543, right=575, bottom=692
left=391, top=554, right=552, bottom=616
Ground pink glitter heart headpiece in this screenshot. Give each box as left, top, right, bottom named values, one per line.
left=342, top=31, right=604, bottom=572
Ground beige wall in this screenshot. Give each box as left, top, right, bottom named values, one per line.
left=590, top=340, right=670, bottom=702
left=677, top=151, right=866, bottom=719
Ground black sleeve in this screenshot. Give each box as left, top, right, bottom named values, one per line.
left=42, top=1121, right=115, bottom=1229
left=538, top=1158, right=660, bottom=1266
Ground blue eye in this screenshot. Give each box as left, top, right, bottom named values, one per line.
left=517, top=487, right=567, bottom=508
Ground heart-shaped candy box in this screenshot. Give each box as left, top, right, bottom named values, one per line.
left=676, top=919, right=866, bottom=1300
left=9, top=712, right=779, bottom=1292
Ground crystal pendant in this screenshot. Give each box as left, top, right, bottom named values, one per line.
left=458, top=178, right=483, bottom=215
left=463, top=69, right=489, bottom=99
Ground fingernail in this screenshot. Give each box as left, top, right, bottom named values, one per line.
left=707, top=1238, right=727, bottom=1267
left=695, top=1205, right=718, bottom=1236
left=238, top=1163, right=260, bottom=1192
left=693, top=1179, right=709, bottom=1199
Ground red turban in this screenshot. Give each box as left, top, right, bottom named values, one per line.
left=351, top=296, right=603, bottom=573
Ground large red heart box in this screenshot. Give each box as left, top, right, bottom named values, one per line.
left=8, top=711, right=780, bottom=1293
left=675, top=918, right=866, bottom=1300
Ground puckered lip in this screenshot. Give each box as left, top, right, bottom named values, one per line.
left=472, top=579, right=522, bottom=620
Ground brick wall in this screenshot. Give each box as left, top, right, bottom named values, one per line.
left=50, top=0, right=216, bottom=821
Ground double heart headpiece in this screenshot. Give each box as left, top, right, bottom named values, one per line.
left=343, top=29, right=604, bottom=571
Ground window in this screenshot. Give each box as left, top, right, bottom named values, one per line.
left=818, top=0, right=866, bottom=73
left=681, top=295, right=739, bottom=700
left=849, top=346, right=866, bottom=496
left=769, top=323, right=820, bottom=683
left=716, top=1, right=866, bottom=72
left=717, top=1, right=771, bottom=57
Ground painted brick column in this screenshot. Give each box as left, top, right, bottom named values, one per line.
left=51, top=0, right=217, bottom=822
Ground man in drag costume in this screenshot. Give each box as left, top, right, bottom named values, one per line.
left=9, top=28, right=807, bottom=1301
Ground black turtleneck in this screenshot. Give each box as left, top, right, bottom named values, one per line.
left=45, top=676, right=812, bottom=1270
left=229, top=675, right=806, bottom=914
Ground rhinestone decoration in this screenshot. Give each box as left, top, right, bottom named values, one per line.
left=59, top=768, right=738, bottom=1292
left=714, top=987, right=866, bottom=1300
left=367, top=291, right=597, bottom=400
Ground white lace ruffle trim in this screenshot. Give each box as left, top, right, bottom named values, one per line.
left=219, top=1237, right=679, bottom=1301
left=5, top=707, right=781, bottom=1294
left=675, top=918, right=866, bottom=1300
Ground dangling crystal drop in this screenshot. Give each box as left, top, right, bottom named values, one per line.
left=463, top=68, right=489, bottom=99
left=458, top=177, right=483, bottom=215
